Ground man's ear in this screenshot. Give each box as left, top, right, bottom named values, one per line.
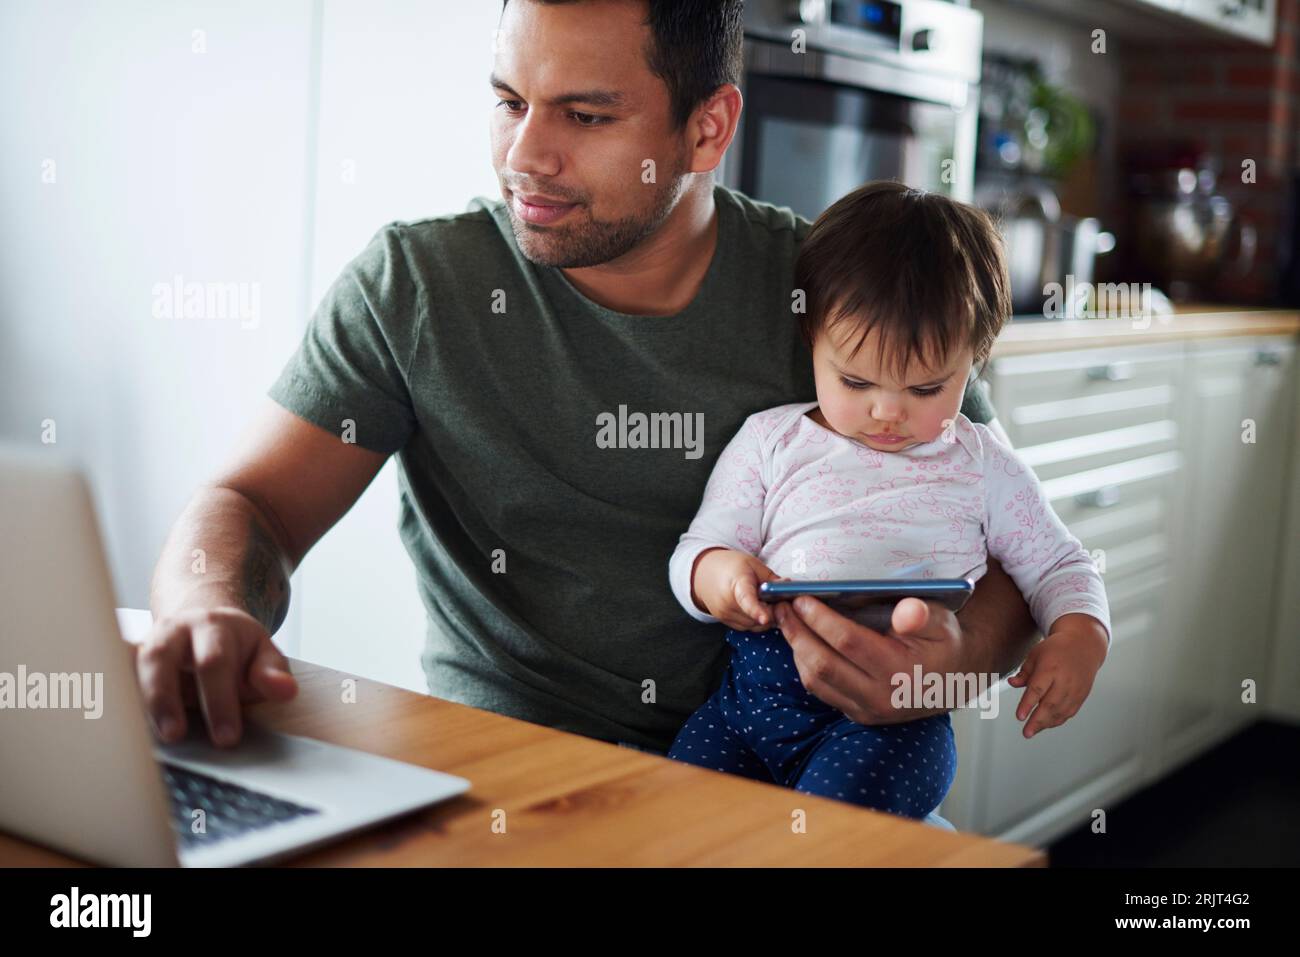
left=686, top=83, right=743, bottom=174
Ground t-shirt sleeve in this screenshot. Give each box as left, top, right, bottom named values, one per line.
left=267, top=225, right=421, bottom=454
left=668, top=414, right=770, bottom=624
left=960, top=374, right=998, bottom=426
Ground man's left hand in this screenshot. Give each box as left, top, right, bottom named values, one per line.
left=773, top=595, right=965, bottom=725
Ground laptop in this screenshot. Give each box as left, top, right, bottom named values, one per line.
left=0, top=444, right=471, bottom=867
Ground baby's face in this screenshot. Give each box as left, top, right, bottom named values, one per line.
left=810, top=324, right=973, bottom=453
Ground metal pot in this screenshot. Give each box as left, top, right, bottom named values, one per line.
left=1132, top=167, right=1256, bottom=301
left=976, top=181, right=1115, bottom=316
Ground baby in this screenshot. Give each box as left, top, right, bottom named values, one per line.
left=665, top=181, right=1111, bottom=820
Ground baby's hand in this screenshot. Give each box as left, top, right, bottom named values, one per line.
left=691, top=548, right=782, bottom=632
left=1006, top=623, right=1108, bottom=738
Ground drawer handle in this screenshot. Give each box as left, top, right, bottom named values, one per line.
left=1075, top=485, right=1121, bottom=508
left=1085, top=362, right=1135, bottom=382
left=1255, top=349, right=1282, bottom=367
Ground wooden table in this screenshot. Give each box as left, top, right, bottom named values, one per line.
left=0, top=658, right=1045, bottom=867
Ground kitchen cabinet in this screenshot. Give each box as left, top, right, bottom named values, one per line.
left=1185, top=338, right=1294, bottom=735
left=1265, top=365, right=1300, bottom=722
left=1006, top=0, right=1276, bottom=45
left=960, top=574, right=1157, bottom=841
left=940, top=330, right=1297, bottom=847
left=943, top=340, right=1184, bottom=844
left=1146, top=337, right=1294, bottom=778
left=1183, top=0, right=1277, bottom=44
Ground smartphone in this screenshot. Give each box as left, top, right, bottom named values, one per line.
left=758, top=577, right=975, bottom=629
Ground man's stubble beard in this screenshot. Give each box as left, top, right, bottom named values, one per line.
left=506, top=158, right=692, bottom=269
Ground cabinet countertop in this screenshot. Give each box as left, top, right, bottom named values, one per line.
left=992, top=307, right=1300, bottom=358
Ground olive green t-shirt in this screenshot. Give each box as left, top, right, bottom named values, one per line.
left=267, top=183, right=998, bottom=753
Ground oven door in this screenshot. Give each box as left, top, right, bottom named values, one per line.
left=721, top=40, right=980, bottom=221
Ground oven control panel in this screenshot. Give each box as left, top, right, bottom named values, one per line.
left=753, top=0, right=983, bottom=83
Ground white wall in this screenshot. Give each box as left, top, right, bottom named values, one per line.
left=0, top=0, right=503, bottom=691
left=299, top=1, right=502, bottom=689
left=0, top=0, right=317, bottom=656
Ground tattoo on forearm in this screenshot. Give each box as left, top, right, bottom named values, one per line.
left=241, top=516, right=289, bottom=632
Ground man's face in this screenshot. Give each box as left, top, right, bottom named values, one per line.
left=811, top=321, right=973, bottom=453
left=490, top=0, right=695, bottom=268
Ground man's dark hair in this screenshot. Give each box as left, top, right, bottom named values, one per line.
left=794, top=180, right=1012, bottom=379
left=500, top=0, right=744, bottom=129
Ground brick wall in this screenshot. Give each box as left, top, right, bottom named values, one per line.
left=1114, top=0, right=1300, bottom=303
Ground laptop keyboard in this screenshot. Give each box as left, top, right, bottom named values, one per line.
left=163, top=762, right=321, bottom=848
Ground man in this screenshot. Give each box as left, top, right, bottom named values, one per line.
left=136, top=0, right=1038, bottom=754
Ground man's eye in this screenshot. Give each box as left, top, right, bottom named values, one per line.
left=494, top=100, right=606, bottom=126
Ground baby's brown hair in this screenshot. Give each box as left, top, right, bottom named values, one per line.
left=793, top=181, right=1012, bottom=381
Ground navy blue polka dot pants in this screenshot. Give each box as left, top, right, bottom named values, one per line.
left=667, top=628, right=957, bottom=819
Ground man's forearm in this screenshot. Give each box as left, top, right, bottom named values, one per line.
left=956, top=556, right=1040, bottom=676
left=149, top=486, right=294, bottom=634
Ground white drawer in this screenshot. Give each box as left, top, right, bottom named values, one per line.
left=990, top=343, right=1184, bottom=448
left=991, top=342, right=1184, bottom=404
left=1012, top=418, right=1180, bottom=483
left=1041, top=450, right=1181, bottom=526
left=1042, top=451, right=1181, bottom=586
left=1101, top=564, right=1169, bottom=639
left=979, top=582, right=1155, bottom=835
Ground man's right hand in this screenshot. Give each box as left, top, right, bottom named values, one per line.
left=134, top=606, right=299, bottom=748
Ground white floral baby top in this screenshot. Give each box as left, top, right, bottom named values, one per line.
left=669, top=401, right=1112, bottom=642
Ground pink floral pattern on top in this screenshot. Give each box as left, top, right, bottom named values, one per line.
left=667, top=401, right=1111, bottom=642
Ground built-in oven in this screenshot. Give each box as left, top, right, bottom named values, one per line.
left=719, top=0, right=985, bottom=221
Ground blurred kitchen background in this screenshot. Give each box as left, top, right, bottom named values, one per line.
left=1, top=0, right=1297, bottom=862
left=727, top=0, right=1298, bottom=316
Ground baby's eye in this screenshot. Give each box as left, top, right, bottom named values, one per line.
left=840, top=376, right=943, bottom=397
